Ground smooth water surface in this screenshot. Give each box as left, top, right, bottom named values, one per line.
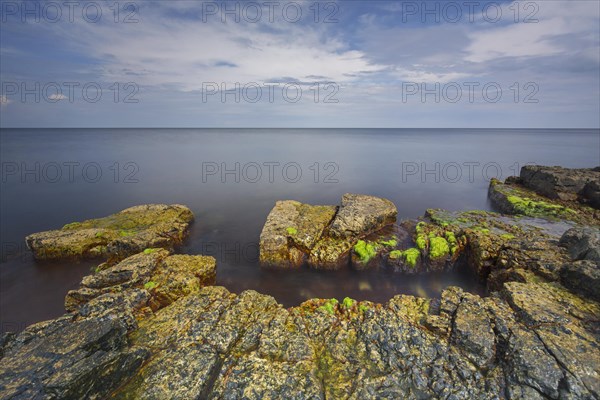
left=1, top=128, right=599, bottom=331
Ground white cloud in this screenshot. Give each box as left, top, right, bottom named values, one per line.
left=44, top=5, right=384, bottom=92
left=393, top=68, right=469, bottom=83
left=48, top=93, right=67, bottom=101
left=466, top=1, right=600, bottom=63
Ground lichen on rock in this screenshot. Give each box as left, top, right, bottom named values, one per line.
left=25, top=204, right=194, bottom=262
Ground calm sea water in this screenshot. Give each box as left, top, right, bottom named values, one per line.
left=1, top=128, right=599, bottom=332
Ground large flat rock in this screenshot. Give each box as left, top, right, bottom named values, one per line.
left=25, top=204, right=194, bottom=261
left=329, top=193, right=398, bottom=238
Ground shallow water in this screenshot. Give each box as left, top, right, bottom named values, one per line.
left=1, top=128, right=599, bottom=332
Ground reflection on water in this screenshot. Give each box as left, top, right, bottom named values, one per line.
left=1, top=128, right=598, bottom=331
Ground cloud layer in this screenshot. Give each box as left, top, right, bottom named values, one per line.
left=1, top=0, right=598, bottom=127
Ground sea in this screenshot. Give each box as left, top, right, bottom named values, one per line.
left=1, top=128, right=598, bottom=332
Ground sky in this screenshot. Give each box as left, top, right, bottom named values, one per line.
left=0, top=0, right=599, bottom=128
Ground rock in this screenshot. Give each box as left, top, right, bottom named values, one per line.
left=65, top=249, right=216, bottom=312
left=561, top=260, right=600, bottom=300
left=520, top=165, right=600, bottom=203
left=25, top=204, right=194, bottom=261
left=559, top=226, right=600, bottom=262
left=259, top=194, right=396, bottom=270
left=3, top=277, right=600, bottom=399
left=488, top=178, right=596, bottom=224
left=581, top=180, right=600, bottom=209
left=329, top=193, right=397, bottom=238
left=450, top=292, right=495, bottom=369
left=258, top=200, right=336, bottom=268
left=0, top=315, right=150, bottom=399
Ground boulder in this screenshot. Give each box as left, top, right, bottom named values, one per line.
left=560, top=226, right=600, bottom=262
left=259, top=194, right=397, bottom=270
left=488, top=178, right=597, bottom=225
left=25, top=204, right=194, bottom=261
left=258, top=200, right=336, bottom=268
left=329, top=193, right=397, bottom=238
left=520, top=165, right=600, bottom=203
left=561, top=260, right=600, bottom=301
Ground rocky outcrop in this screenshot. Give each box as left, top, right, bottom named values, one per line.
left=520, top=165, right=600, bottom=206
left=258, top=200, right=337, bottom=268
left=2, top=259, right=599, bottom=399
left=488, top=178, right=599, bottom=225
left=329, top=193, right=397, bottom=238
left=4, top=166, right=600, bottom=399
left=259, top=194, right=397, bottom=270
left=25, top=204, right=194, bottom=261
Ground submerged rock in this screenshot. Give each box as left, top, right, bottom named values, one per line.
left=25, top=204, right=194, bottom=262
left=259, top=194, right=397, bottom=270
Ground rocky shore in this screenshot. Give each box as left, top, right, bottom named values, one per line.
left=1, top=166, right=599, bottom=399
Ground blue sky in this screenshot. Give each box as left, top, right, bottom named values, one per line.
left=1, top=0, right=599, bottom=128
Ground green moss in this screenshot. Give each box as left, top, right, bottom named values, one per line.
left=286, top=227, right=298, bottom=235
left=143, top=248, right=159, bottom=254
left=62, top=222, right=81, bottom=230
left=389, top=248, right=420, bottom=267
left=318, top=298, right=339, bottom=315
left=379, top=239, right=397, bottom=248
left=500, top=233, right=515, bottom=240
left=507, top=195, right=575, bottom=217
left=429, top=236, right=450, bottom=260
left=403, top=248, right=420, bottom=267
left=94, top=231, right=105, bottom=238
left=144, top=281, right=158, bottom=290
left=416, top=235, right=427, bottom=250
left=445, top=231, right=459, bottom=255
left=389, top=250, right=402, bottom=259
left=353, top=240, right=378, bottom=263
left=358, top=304, right=369, bottom=313
left=119, top=230, right=136, bottom=237
left=342, top=297, right=356, bottom=309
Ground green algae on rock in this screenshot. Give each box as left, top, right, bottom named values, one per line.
left=260, top=194, right=397, bottom=270
left=25, top=204, right=194, bottom=261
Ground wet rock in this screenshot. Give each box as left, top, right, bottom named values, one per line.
left=0, top=316, right=149, bottom=399
left=259, top=200, right=336, bottom=268
left=561, top=260, right=600, bottom=301
left=520, top=164, right=600, bottom=203
left=560, top=226, right=600, bottom=262
left=260, top=194, right=396, bottom=270
left=329, top=193, right=397, bottom=238
left=25, top=204, right=194, bottom=261
left=581, top=180, right=600, bottom=209
left=65, top=249, right=216, bottom=312
left=451, top=292, right=495, bottom=369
